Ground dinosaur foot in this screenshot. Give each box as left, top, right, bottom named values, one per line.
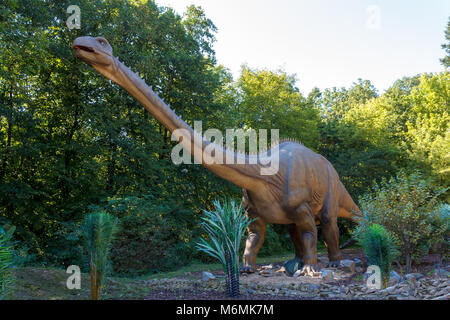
left=240, top=265, right=256, bottom=273
left=326, top=260, right=340, bottom=268
left=284, top=257, right=303, bottom=276
left=299, top=264, right=319, bottom=277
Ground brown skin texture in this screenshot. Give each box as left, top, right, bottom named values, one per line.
left=72, top=36, right=360, bottom=276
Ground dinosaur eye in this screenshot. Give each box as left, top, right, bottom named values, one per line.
left=97, top=38, right=107, bottom=46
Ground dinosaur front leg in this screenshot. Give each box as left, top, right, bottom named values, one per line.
left=241, top=214, right=266, bottom=273
left=321, top=217, right=342, bottom=267
left=291, top=203, right=319, bottom=276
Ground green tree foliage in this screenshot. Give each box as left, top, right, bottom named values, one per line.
left=0, top=0, right=239, bottom=266
left=357, top=171, right=447, bottom=273
left=90, top=195, right=196, bottom=275
left=0, top=1, right=448, bottom=273
left=441, top=17, right=450, bottom=68
left=354, top=224, right=399, bottom=287
left=81, top=212, right=118, bottom=300
left=236, top=66, right=321, bottom=149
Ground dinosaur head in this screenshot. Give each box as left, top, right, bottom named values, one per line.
left=72, top=36, right=120, bottom=82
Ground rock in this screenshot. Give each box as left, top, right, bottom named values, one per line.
left=276, top=266, right=286, bottom=273
left=354, top=258, right=362, bottom=267
left=247, top=288, right=256, bottom=294
left=320, top=269, right=334, bottom=281
left=389, top=270, right=402, bottom=286
left=379, top=285, right=398, bottom=295
left=201, top=271, right=215, bottom=281
left=262, top=264, right=273, bottom=270
left=293, top=270, right=302, bottom=278
left=434, top=268, right=449, bottom=278
left=432, top=293, right=450, bottom=300
left=339, top=259, right=356, bottom=273
left=356, top=266, right=364, bottom=273
left=405, top=273, right=424, bottom=284
left=308, top=284, right=320, bottom=292
left=284, top=257, right=303, bottom=276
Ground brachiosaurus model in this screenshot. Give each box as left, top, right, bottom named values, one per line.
left=72, top=36, right=360, bottom=276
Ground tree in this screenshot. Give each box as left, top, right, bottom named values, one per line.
left=236, top=66, right=321, bottom=149
left=441, top=17, right=450, bottom=68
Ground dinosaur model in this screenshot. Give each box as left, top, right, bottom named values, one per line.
left=72, top=36, right=361, bottom=276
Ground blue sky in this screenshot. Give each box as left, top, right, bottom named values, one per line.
left=156, top=0, right=449, bottom=95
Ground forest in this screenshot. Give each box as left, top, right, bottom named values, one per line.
left=0, top=0, right=449, bottom=280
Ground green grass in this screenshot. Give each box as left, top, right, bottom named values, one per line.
left=8, top=245, right=344, bottom=300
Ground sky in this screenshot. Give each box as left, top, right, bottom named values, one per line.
left=156, top=0, right=449, bottom=95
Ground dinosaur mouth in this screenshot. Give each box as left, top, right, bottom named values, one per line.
left=72, top=45, right=95, bottom=53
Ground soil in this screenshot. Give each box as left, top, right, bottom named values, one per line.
left=142, top=249, right=447, bottom=300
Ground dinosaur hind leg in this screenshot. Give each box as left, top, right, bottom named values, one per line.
left=241, top=211, right=266, bottom=273
left=321, top=215, right=342, bottom=268
left=284, top=224, right=304, bottom=276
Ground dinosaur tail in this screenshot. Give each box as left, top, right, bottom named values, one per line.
left=338, top=183, right=362, bottom=249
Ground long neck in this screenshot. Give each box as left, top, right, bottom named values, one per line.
left=98, top=57, right=267, bottom=191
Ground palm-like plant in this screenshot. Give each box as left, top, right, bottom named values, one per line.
left=196, top=199, right=254, bottom=297
left=81, top=212, right=118, bottom=300
left=354, top=223, right=399, bottom=288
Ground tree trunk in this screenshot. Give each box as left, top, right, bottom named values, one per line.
left=405, top=254, right=411, bottom=274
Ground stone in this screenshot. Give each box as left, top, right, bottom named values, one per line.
left=404, top=273, right=424, bottom=284
left=247, top=288, right=256, bottom=294
left=432, top=293, right=450, bottom=300
left=262, top=264, right=273, bottom=270
left=389, top=270, right=402, bottom=286
left=293, top=270, right=302, bottom=278
left=320, top=269, right=334, bottom=281
left=201, top=271, right=215, bottom=281
left=353, top=258, right=362, bottom=266
left=434, top=268, right=449, bottom=278
left=308, top=284, right=320, bottom=292
left=339, top=259, right=356, bottom=273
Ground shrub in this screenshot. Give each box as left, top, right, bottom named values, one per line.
left=354, top=224, right=399, bottom=287
left=196, top=199, right=253, bottom=297
left=0, top=225, right=15, bottom=300
left=81, top=212, right=118, bottom=300
left=358, top=170, right=447, bottom=272
left=428, top=204, right=449, bottom=263
left=91, top=196, right=196, bottom=275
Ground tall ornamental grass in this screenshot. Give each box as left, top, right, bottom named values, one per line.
left=196, top=199, right=254, bottom=297
left=354, top=223, right=399, bottom=288
left=81, top=212, right=118, bottom=300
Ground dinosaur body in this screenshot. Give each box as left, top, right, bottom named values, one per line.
left=72, top=36, right=360, bottom=276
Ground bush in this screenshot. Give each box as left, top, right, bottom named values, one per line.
left=428, top=204, right=449, bottom=263
left=354, top=224, right=399, bottom=287
left=91, top=196, right=196, bottom=275
left=0, top=225, right=15, bottom=300
left=358, top=170, right=447, bottom=272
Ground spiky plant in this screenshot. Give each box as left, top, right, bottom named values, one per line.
left=196, top=199, right=254, bottom=297
left=0, top=226, right=15, bottom=300
left=354, top=223, right=399, bottom=288
left=81, top=212, right=118, bottom=300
